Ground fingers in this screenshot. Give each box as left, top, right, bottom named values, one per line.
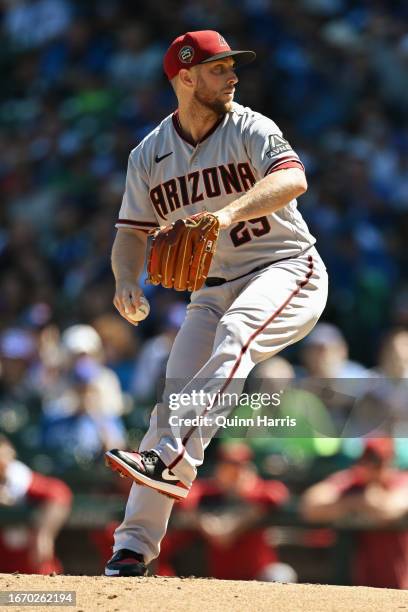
left=122, top=286, right=142, bottom=313
left=113, top=298, right=139, bottom=326
left=122, top=290, right=138, bottom=315
left=113, top=284, right=143, bottom=326
left=121, top=312, right=139, bottom=327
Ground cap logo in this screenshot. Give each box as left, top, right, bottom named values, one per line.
left=179, top=45, right=194, bottom=63
left=218, top=34, right=228, bottom=46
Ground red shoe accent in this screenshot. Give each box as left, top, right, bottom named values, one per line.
left=116, top=558, right=142, bottom=565
left=125, top=452, right=146, bottom=471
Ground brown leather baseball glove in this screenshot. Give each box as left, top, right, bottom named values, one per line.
left=146, top=212, right=220, bottom=292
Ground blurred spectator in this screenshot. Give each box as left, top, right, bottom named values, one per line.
left=0, top=434, right=72, bottom=574
left=376, top=328, right=408, bottom=379
left=362, top=328, right=408, bottom=465
left=27, top=323, right=66, bottom=401
left=41, top=356, right=126, bottom=469
left=0, top=328, right=43, bottom=446
left=300, top=438, right=408, bottom=589
left=0, top=328, right=37, bottom=384
left=107, top=24, right=164, bottom=89
left=92, top=313, right=139, bottom=393
left=59, top=324, right=125, bottom=416
left=3, top=0, right=72, bottom=50
left=337, top=329, right=408, bottom=467
left=159, top=443, right=296, bottom=582
left=240, top=357, right=339, bottom=473
left=377, top=330, right=408, bottom=442
left=300, top=323, right=368, bottom=378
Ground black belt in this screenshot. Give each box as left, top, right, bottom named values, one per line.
left=205, top=247, right=313, bottom=287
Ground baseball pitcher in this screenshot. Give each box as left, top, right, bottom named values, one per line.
left=104, top=30, right=328, bottom=576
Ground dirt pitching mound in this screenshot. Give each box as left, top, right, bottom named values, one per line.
left=1, top=574, right=407, bottom=612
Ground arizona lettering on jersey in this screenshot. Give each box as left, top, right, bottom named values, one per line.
left=149, top=162, right=256, bottom=219
left=116, top=103, right=316, bottom=280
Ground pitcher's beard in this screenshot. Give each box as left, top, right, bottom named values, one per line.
left=193, top=90, right=232, bottom=117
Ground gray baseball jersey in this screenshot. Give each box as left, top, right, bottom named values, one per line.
left=111, top=102, right=329, bottom=563
left=116, top=102, right=315, bottom=279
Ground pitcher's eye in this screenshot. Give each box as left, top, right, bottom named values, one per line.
left=211, top=64, right=235, bottom=75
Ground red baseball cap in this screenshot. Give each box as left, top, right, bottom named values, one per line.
left=163, top=30, right=256, bottom=81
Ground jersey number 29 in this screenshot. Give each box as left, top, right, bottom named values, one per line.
left=230, top=216, right=271, bottom=247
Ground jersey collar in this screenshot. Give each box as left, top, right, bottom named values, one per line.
left=172, top=110, right=225, bottom=147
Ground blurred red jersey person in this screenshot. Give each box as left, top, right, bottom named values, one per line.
left=159, top=443, right=296, bottom=582
left=0, top=435, right=72, bottom=574
left=301, top=438, right=408, bottom=589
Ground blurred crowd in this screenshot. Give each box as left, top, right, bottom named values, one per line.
left=0, top=0, right=408, bottom=587
left=0, top=0, right=407, bottom=361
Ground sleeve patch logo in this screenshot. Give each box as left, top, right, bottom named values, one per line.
left=266, top=134, right=292, bottom=158
left=179, top=46, right=195, bottom=63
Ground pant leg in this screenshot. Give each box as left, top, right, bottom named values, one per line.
left=113, top=302, right=221, bottom=563
left=156, top=249, right=328, bottom=484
